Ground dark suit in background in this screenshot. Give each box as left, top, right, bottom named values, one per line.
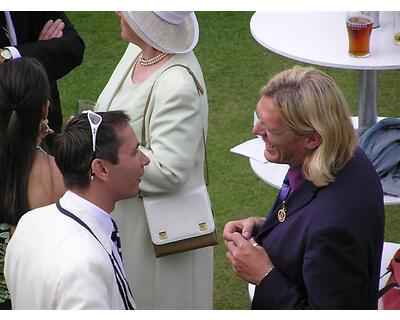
left=0, top=11, right=85, bottom=150
left=253, top=147, right=385, bottom=309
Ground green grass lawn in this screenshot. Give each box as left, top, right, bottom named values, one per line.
left=59, top=11, right=400, bottom=309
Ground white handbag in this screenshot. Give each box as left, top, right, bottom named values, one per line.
left=143, top=185, right=217, bottom=257
left=141, top=63, right=216, bottom=257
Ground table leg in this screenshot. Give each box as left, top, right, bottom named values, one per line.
left=358, top=70, right=377, bottom=133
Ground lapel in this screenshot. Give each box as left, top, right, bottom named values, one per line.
left=7, top=12, right=33, bottom=45
left=0, top=12, right=10, bottom=46
left=255, top=180, right=319, bottom=242
left=96, top=44, right=140, bottom=112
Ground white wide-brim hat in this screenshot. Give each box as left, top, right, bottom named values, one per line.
left=122, top=11, right=199, bottom=54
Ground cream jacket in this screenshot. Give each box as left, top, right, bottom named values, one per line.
left=96, top=44, right=213, bottom=309
left=5, top=191, right=134, bottom=309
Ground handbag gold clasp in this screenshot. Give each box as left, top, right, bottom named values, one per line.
left=199, top=221, right=208, bottom=231
left=158, top=230, right=168, bottom=240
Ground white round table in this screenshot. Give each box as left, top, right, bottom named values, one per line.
left=248, top=12, right=400, bottom=206
left=250, top=11, right=400, bottom=130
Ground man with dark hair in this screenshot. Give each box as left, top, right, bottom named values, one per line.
left=5, top=110, right=149, bottom=309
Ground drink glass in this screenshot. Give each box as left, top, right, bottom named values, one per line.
left=76, top=99, right=98, bottom=114
left=346, top=12, right=373, bottom=58
left=362, top=11, right=380, bottom=28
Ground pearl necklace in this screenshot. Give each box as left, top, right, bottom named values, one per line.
left=139, top=52, right=169, bottom=66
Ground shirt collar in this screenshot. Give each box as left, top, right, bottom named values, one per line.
left=287, top=166, right=304, bottom=192
left=61, top=190, right=114, bottom=242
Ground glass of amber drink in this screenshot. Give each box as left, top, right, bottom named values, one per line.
left=346, top=12, right=373, bottom=57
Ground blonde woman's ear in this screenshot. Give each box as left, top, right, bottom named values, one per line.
left=305, top=131, right=322, bottom=150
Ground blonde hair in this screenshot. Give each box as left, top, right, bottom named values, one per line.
left=261, top=66, right=358, bottom=187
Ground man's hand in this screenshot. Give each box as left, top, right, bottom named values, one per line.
left=38, top=19, right=65, bottom=41
left=225, top=232, right=274, bottom=285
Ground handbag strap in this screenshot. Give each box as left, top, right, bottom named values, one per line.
left=202, top=127, right=209, bottom=186
left=140, top=63, right=209, bottom=186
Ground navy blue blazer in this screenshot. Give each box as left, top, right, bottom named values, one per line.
left=253, top=147, right=385, bottom=309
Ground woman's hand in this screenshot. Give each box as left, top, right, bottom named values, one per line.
left=225, top=232, right=274, bottom=285
left=223, top=216, right=264, bottom=242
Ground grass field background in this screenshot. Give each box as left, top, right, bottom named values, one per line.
left=58, top=12, right=400, bottom=309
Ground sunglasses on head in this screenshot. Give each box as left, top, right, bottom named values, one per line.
left=84, top=110, right=102, bottom=157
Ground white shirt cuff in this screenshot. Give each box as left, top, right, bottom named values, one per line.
left=5, top=46, right=21, bottom=59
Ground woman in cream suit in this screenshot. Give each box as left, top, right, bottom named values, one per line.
left=96, top=12, right=213, bottom=309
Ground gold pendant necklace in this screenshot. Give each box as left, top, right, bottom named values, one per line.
left=277, top=200, right=287, bottom=223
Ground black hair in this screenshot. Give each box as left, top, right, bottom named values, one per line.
left=0, top=57, right=50, bottom=225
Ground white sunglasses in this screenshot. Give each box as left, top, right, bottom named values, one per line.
left=86, top=110, right=103, bottom=154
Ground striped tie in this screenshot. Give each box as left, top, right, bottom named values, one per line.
left=111, top=218, right=123, bottom=260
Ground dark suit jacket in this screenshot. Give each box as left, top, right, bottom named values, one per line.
left=253, top=147, right=385, bottom=309
left=1, top=12, right=85, bottom=134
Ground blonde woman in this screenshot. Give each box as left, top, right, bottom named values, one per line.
left=224, top=66, right=384, bottom=309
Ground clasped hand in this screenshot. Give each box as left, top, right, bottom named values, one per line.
left=223, top=217, right=274, bottom=285
left=38, top=19, right=65, bottom=41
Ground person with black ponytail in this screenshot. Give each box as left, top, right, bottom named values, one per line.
left=0, top=57, right=65, bottom=309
